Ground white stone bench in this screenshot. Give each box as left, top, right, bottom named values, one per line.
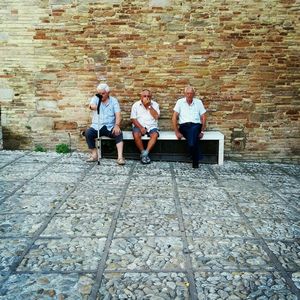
left=100, top=130, right=224, bottom=165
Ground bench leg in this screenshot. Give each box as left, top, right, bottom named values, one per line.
left=218, top=139, right=224, bottom=165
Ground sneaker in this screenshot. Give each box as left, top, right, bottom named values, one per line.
left=141, top=156, right=148, bottom=164
left=141, top=155, right=150, bottom=164
left=117, top=158, right=125, bottom=165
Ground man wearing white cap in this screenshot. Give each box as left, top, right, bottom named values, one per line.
left=84, top=83, right=125, bottom=165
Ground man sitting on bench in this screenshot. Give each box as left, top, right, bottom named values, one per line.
left=84, top=83, right=125, bottom=165
left=172, top=86, right=207, bottom=168
left=130, top=89, right=160, bottom=164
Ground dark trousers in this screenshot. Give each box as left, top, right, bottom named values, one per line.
left=179, top=123, right=202, bottom=164
left=85, top=126, right=123, bottom=149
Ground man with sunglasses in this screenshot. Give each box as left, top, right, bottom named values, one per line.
left=130, top=89, right=160, bottom=164
left=84, top=83, right=125, bottom=165
left=172, top=86, right=207, bottom=168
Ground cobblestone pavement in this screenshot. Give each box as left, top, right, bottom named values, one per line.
left=0, top=150, right=299, bottom=300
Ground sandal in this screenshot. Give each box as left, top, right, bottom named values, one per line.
left=117, top=157, right=125, bottom=165
left=86, top=157, right=98, bottom=162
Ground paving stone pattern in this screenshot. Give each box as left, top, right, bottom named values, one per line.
left=0, top=150, right=299, bottom=299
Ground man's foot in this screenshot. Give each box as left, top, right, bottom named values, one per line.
left=117, top=157, right=125, bottom=165
left=86, top=156, right=97, bottom=162
left=141, top=155, right=150, bottom=164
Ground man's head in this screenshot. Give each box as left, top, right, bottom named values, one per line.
left=185, top=86, right=195, bottom=103
left=97, top=83, right=110, bottom=101
left=140, top=89, right=152, bottom=106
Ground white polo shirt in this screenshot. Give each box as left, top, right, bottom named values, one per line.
left=130, top=100, right=160, bottom=131
left=173, top=97, right=206, bottom=124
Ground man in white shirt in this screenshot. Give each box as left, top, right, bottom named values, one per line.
left=172, top=86, right=207, bottom=168
left=130, top=89, right=160, bottom=164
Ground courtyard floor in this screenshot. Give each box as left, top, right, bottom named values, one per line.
left=0, top=150, right=299, bottom=299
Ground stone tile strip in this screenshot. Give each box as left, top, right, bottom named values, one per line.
left=170, top=162, right=198, bottom=300
left=212, top=162, right=300, bottom=298
left=0, top=152, right=28, bottom=170
left=0, top=154, right=95, bottom=285
left=0, top=152, right=61, bottom=203
left=88, top=162, right=137, bottom=300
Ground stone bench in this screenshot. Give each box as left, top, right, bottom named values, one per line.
left=100, top=130, right=224, bottom=165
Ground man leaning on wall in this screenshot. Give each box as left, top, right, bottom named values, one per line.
left=172, top=86, right=207, bottom=168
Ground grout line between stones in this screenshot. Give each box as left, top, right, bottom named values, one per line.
left=0, top=155, right=95, bottom=286
left=0, top=153, right=64, bottom=204
left=233, top=162, right=300, bottom=296
left=170, top=162, right=198, bottom=300
left=88, top=161, right=137, bottom=300
left=0, top=152, right=29, bottom=170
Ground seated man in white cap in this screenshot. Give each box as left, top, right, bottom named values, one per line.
left=84, top=83, right=125, bottom=165
left=130, top=89, right=160, bottom=164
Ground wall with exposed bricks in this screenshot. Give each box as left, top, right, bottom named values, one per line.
left=0, top=0, right=299, bottom=162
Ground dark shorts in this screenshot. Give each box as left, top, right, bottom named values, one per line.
left=132, top=126, right=160, bottom=137
left=85, top=126, right=123, bottom=149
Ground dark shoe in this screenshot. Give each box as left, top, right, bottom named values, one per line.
left=141, top=156, right=148, bottom=164
left=141, top=155, right=150, bottom=164
left=145, top=155, right=151, bottom=164
left=192, top=162, right=199, bottom=168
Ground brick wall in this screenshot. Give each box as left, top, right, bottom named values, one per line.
left=0, top=0, right=299, bottom=162
left=0, top=107, right=2, bottom=150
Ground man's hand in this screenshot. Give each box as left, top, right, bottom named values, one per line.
left=199, top=131, right=204, bottom=139
left=175, top=130, right=183, bottom=140
left=112, top=124, right=121, bottom=135
left=144, top=99, right=151, bottom=107
left=140, top=127, right=147, bottom=135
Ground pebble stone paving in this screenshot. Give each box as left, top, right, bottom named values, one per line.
left=0, top=150, right=299, bottom=299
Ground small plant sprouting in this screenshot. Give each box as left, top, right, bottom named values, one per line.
left=34, top=145, right=47, bottom=152
left=55, top=143, right=70, bottom=154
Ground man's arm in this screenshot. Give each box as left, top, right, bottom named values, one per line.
left=131, top=118, right=144, bottom=129
left=199, top=113, right=206, bottom=139
left=201, top=113, right=206, bottom=131
left=112, top=111, right=122, bottom=135
left=131, top=118, right=147, bottom=135
left=172, top=111, right=183, bottom=139
left=147, top=105, right=159, bottom=120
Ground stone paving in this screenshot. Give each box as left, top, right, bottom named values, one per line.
left=0, top=150, right=299, bottom=300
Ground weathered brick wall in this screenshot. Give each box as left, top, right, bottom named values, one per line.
left=1, top=0, right=299, bottom=162
left=0, top=107, right=2, bottom=150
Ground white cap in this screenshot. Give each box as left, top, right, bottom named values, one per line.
left=97, top=83, right=110, bottom=92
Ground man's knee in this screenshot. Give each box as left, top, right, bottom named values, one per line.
left=85, top=128, right=95, bottom=139
left=85, top=128, right=96, bottom=149
left=133, top=131, right=142, bottom=139
left=149, top=132, right=159, bottom=140
left=114, top=132, right=123, bottom=144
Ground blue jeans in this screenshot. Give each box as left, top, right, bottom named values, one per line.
left=85, top=126, right=123, bottom=149
left=179, top=123, right=202, bottom=164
